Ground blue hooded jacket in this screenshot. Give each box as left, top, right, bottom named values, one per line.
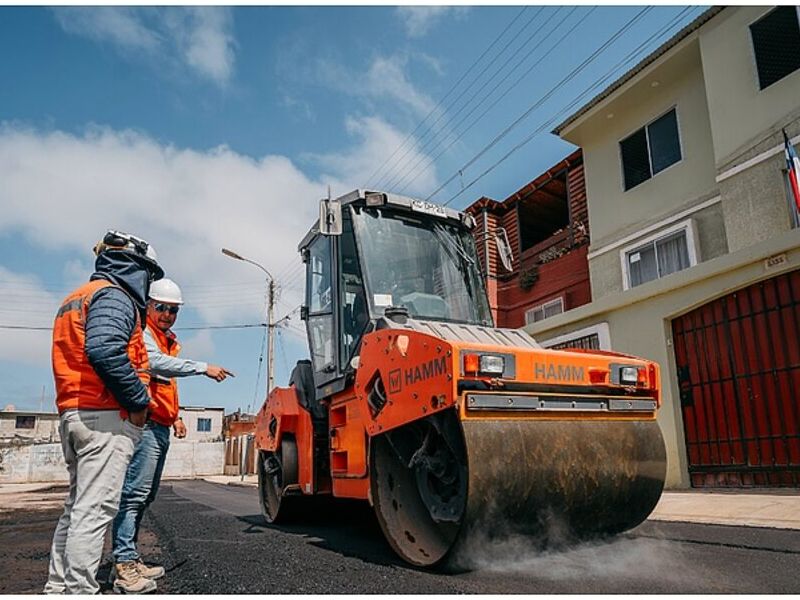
left=83, top=250, right=155, bottom=412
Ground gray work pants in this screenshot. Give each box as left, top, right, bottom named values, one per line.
left=44, top=409, right=142, bottom=594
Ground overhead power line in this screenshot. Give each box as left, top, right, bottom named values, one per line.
left=427, top=6, right=654, bottom=205
left=440, top=6, right=699, bottom=208
left=375, top=6, right=546, bottom=191
left=391, top=6, right=592, bottom=194
left=368, top=6, right=531, bottom=189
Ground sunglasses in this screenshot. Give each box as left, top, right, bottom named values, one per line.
left=153, top=303, right=180, bottom=315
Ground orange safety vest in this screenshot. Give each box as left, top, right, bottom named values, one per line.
left=52, top=279, right=150, bottom=415
left=145, top=315, right=181, bottom=427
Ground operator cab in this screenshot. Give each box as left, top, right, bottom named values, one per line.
left=299, top=190, right=492, bottom=401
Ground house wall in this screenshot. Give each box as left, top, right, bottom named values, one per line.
left=573, top=41, right=719, bottom=257
left=526, top=230, right=800, bottom=488
left=0, top=413, right=60, bottom=444
left=699, top=6, right=800, bottom=166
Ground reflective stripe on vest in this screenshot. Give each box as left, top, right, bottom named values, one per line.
left=52, top=280, right=150, bottom=414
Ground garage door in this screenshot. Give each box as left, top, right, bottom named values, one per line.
left=672, top=269, right=800, bottom=487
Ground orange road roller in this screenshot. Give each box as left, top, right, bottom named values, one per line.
left=254, top=190, right=666, bottom=567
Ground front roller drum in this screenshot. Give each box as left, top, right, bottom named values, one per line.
left=370, top=412, right=666, bottom=567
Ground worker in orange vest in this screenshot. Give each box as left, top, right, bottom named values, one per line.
left=111, top=277, right=232, bottom=594
left=45, top=231, right=163, bottom=595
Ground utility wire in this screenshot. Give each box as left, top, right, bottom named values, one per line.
left=393, top=6, right=592, bottom=194
left=375, top=7, right=545, bottom=191
left=384, top=7, right=560, bottom=192
left=427, top=6, right=653, bottom=204
left=442, top=6, right=698, bottom=208
left=381, top=6, right=548, bottom=189
left=368, top=6, right=530, bottom=189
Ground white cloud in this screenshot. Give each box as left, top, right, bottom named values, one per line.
left=52, top=7, right=235, bottom=87
left=396, top=7, right=470, bottom=38
left=307, top=115, right=438, bottom=196
left=364, top=55, right=437, bottom=117
left=0, top=267, right=59, bottom=364
left=0, top=118, right=440, bottom=362
left=0, top=123, right=324, bottom=333
left=276, top=41, right=437, bottom=121
left=179, top=329, right=215, bottom=362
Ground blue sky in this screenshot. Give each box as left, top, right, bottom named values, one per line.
left=0, top=5, right=704, bottom=414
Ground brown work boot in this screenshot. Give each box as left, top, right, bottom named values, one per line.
left=113, top=561, right=157, bottom=594
left=134, top=559, right=165, bottom=580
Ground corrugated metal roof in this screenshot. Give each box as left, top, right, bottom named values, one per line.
left=553, top=6, right=725, bottom=136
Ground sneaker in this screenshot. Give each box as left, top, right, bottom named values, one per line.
left=134, top=560, right=165, bottom=580
left=113, top=561, right=157, bottom=594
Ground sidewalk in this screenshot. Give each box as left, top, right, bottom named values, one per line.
left=649, top=489, right=800, bottom=530
left=200, top=475, right=800, bottom=531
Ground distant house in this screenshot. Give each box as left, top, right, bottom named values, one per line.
left=222, top=411, right=257, bottom=476
left=0, top=410, right=60, bottom=446
left=466, top=149, right=593, bottom=336
left=178, top=406, right=224, bottom=442
left=0, top=406, right=224, bottom=446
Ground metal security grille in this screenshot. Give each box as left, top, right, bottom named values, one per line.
left=549, top=333, right=600, bottom=351
left=672, top=269, right=800, bottom=487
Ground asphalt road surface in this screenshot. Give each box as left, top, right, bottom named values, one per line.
left=144, top=480, right=800, bottom=594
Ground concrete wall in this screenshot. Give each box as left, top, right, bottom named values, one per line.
left=525, top=229, right=800, bottom=489
left=699, top=6, right=800, bottom=166
left=0, top=440, right=224, bottom=484
left=588, top=198, right=729, bottom=298
left=179, top=407, right=224, bottom=442
left=718, top=122, right=800, bottom=253
left=565, top=40, right=719, bottom=254
left=0, top=413, right=60, bottom=444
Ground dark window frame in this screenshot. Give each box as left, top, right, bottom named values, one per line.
left=197, top=417, right=212, bottom=433
left=619, top=107, right=683, bottom=191
left=749, top=6, right=800, bottom=90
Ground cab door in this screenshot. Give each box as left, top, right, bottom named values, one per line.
left=305, top=234, right=338, bottom=394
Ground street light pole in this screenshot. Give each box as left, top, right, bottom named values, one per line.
left=221, top=247, right=276, bottom=399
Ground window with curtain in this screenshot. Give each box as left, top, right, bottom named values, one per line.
left=197, top=418, right=212, bottom=432
left=620, top=108, right=682, bottom=191
left=627, top=229, right=690, bottom=288
left=525, top=297, right=564, bottom=324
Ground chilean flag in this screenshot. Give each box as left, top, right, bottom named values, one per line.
left=783, top=128, right=800, bottom=214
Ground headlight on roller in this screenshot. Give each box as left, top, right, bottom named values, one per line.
left=620, top=366, right=639, bottom=385
left=479, top=354, right=505, bottom=375
left=463, top=353, right=506, bottom=376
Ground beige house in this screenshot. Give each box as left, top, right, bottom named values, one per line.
left=528, top=7, right=800, bottom=489
left=178, top=406, right=224, bottom=442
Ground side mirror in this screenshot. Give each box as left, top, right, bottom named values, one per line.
left=319, top=198, right=343, bottom=236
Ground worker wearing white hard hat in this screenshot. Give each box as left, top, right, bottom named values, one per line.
left=110, top=277, right=233, bottom=594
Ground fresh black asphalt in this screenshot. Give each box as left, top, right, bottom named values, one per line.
left=142, top=480, right=800, bottom=594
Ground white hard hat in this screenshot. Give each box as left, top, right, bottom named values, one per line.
left=149, top=278, right=184, bottom=305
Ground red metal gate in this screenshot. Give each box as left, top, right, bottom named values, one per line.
left=672, top=269, right=800, bottom=487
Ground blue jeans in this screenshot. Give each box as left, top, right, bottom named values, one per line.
left=112, top=421, right=171, bottom=563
